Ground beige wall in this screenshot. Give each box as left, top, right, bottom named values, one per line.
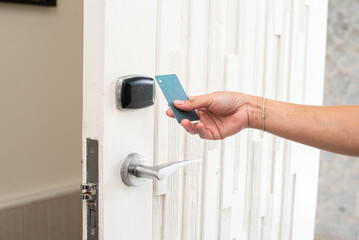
left=0, top=0, right=82, bottom=209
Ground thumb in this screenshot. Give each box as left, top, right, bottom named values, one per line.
left=173, top=94, right=213, bottom=111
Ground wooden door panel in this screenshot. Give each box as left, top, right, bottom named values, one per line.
left=83, top=0, right=327, bottom=239
left=152, top=0, right=327, bottom=240
left=83, top=0, right=157, bottom=239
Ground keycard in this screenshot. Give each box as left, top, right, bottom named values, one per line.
left=155, top=74, right=199, bottom=124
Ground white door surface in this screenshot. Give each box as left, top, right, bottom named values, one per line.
left=82, top=0, right=328, bottom=239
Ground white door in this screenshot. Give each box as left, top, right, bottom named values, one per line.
left=82, top=0, right=328, bottom=239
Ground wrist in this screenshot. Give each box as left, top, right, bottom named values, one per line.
left=246, top=95, right=263, bottom=130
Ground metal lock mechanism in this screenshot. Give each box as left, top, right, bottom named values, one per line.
left=115, top=75, right=155, bottom=110
left=81, top=139, right=99, bottom=240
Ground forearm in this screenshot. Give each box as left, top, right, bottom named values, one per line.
left=247, top=95, right=359, bottom=157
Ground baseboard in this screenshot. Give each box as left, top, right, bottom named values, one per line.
left=0, top=178, right=81, bottom=211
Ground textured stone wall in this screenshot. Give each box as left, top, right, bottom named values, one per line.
left=315, top=0, right=359, bottom=239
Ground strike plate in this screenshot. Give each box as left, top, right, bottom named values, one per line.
left=82, top=139, right=99, bottom=240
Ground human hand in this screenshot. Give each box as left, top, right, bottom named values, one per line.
left=166, top=91, right=252, bottom=140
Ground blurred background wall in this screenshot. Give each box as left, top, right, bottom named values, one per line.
left=315, top=0, right=359, bottom=239
left=0, top=0, right=82, bottom=239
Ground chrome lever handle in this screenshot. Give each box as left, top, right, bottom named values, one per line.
left=135, top=159, right=202, bottom=180
left=121, top=152, right=202, bottom=187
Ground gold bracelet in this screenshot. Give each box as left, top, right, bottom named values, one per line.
left=261, top=97, right=266, bottom=132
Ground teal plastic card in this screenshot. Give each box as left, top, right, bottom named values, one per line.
left=155, top=74, right=199, bottom=123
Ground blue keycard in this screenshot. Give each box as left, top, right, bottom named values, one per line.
left=155, top=74, right=199, bottom=124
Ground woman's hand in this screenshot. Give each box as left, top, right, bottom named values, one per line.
left=166, top=91, right=252, bottom=140
left=166, top=90, right=359, bottom=156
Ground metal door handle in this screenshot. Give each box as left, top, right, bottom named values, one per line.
left=121, top=152, right=201, bottom=187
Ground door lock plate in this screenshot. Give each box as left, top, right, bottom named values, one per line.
left=81, top=139, right=99, bottom=240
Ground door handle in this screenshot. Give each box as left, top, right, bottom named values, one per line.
left=121, top=152, right=201, bottom=187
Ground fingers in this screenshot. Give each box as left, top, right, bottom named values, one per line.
left=166, top=108, right=175, bottom=118
left=196, top=122, right=213, bottom=139
left=180, top=119, right=214, bottom=140
left=166, top=107, right=213, bottom=139
left=173, top=93, right=214, bottom=111
left=180, top=119, right=198, bottom=135
left=166, top=107, right=200, bottom=118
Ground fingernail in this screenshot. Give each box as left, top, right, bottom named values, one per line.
left=173, top=100, right=184, bottom=105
